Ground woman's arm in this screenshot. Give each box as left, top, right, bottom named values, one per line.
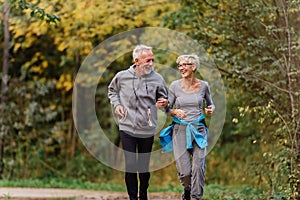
left=204, top=82, right=215, bottom=116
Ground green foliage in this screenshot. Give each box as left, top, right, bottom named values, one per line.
left=0, top=0, right=179, bottom=188
left=15, top=0, right=60, bottom=23
left=3, top=193, right=10, bottom=200
left=205, top=88, right=286, bottom=192
left=1, top=0, right=299, bottom=199
left=164, top=0, right=300, bottom=198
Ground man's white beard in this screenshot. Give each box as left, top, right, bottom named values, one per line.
left=141, top=65, right=153, bottom=75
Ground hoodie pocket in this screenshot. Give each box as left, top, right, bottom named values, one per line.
left=134, top=106, right=154, bottom=128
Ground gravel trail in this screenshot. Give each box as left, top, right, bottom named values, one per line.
left=0, top=187, right=181, bottom=200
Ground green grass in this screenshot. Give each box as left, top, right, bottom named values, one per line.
left=0, top=177, right=126, bottom=192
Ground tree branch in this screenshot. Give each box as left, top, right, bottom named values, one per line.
left=245, top=72, right=290, bottom=94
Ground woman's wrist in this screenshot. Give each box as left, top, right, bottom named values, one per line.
left=170, top=109, right=176, bottom=117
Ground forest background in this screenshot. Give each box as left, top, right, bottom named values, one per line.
left=0, top=0, right=299, bottom=199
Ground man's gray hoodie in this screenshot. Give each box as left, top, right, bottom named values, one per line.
left=108, top=64, right=168, bottom=136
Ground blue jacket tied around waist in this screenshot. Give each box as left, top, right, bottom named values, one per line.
left=159, top=114, right=208, bottom=153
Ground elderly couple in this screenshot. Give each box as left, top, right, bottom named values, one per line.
left=108, top=44, right=215, bottom=200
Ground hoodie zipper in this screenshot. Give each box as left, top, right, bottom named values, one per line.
left=132, top=71, right=152, bottom=127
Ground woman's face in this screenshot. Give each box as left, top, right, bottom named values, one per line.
left=177, top=60, right=196, bottom=78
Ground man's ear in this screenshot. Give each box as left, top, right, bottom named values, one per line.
left=135, top=58, right=139, bottom=65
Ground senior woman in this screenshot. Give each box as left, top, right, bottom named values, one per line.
left=163, top=54, right=214, bottom=200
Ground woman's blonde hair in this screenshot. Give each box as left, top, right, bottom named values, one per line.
left=176, top=54, right=200, bottom=68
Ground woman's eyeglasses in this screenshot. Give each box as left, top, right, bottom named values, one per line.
left=177, top=63, right=194, bottom=69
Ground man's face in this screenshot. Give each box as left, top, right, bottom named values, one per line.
left=136, top=50, right=154, bottom=75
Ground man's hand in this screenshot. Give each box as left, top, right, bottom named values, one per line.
left=115, top=105, right=127, bottom=120
left=156, top=98, right=168, bottom=109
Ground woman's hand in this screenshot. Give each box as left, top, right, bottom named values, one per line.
left=172, top=109, right=187, bottom=119
left=205, top=105, right=214, bottom=116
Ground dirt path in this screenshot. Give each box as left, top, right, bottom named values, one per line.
left=0, top=187, right=181, bottom=200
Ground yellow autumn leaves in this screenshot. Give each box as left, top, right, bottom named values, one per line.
left=5, top=0, right=178, bottom=95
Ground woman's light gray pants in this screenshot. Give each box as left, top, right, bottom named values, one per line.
left=173, top=124, right=206, bottom=200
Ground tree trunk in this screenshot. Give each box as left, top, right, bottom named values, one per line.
left=0, top=0, right=10, bottom=178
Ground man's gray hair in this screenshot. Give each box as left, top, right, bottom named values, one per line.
left=133, top=45, right=152, bottom=60
left=176, top=54, right=200, bottom=68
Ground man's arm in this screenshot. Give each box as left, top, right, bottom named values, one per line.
left=108, top=74, right=127, bottom=119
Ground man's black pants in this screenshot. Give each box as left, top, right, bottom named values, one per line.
left=120, top=131, right=154, bottom=199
